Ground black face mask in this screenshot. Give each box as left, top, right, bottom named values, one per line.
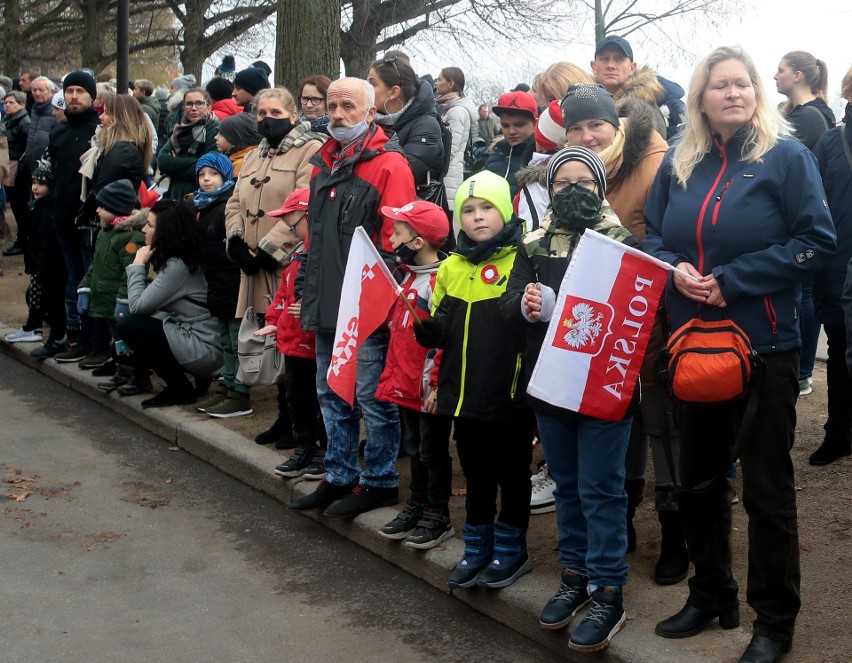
left=394, top=240, right=419, bottom=265
left=258, top=117, right=293, bottom=146
left=550, top=184, right=602, bottom=231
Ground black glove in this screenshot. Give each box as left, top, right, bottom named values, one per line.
left=253, top=248, right=279, bottom=273
left=413, top=317, right=444, bottom=348
left=228, top=237, right=260, bottom=275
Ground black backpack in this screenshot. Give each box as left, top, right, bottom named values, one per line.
left=437, top=116, right=453, bottom=179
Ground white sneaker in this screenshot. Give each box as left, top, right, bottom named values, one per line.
left=798, top=377, right=813, bottom=396
left=531, top=464, right=556, bottom=514
left=5, top=327, right=43, bottom=343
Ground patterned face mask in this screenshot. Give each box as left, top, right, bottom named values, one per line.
left=549, top=183, right=602, bottom=231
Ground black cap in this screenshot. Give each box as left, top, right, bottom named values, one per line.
left=233, top=67, right=269, bottom=96
left=595, top=35, right=633, bottom=60
left=96, top=179, right=138, bottom=217
left=511, top=82, right=531, bottom=93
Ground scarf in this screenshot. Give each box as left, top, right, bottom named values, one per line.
left=298, top=111, right=330, bottom=134
left=373, top=97, right=415, bottom=128
left=193, top=179, right=235, bottom=209
left=597, top=119, right=627, bottom=180
left=78, top=128, right=104, bottom=202
left=169, top=113, right=215, bottom=156
left=455, top=217, right=523, bottom=264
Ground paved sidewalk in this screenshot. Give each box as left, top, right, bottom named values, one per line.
left=0, top=323, right=714, bottom=663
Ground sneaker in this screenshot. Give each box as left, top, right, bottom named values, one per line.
left=78, top=351, right=112, bottom=370
left=568, top=587, right=626, bottom=652
left=274, top=445, right=317, bottom=478
left=288, top=479, right=356, bottom=511
left=404, top=509, right=455, bottom=549
left=54, top=346, right=89, bottom=363
left=727, top=477, right=739, bottom=504
left=302, top=449, right=327, bottom=480
left=378, top=500, right=424, bottom=540
left=205, top=391, right=252, bottom=418
left=116, top=371, right=153, bottom=396
left=530, top=465, right=556, bottom=514
left=196, top=384, right=227, bottom=412
left=799, top=376, right=813, bottom=396
left=5, top=327, right=43, bottom=343
left=323, top=484, right=399, bottom=518
left=539, top=572, right=591, bottom=630
left=30, top=338, right=68, bottom=361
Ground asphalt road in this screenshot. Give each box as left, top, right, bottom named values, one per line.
left=0, top=354, right=563, bottom=663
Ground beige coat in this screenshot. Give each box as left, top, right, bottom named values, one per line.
left=225, top=122, right=325, bottom=316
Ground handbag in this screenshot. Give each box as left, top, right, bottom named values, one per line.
left=236, top=278, right=286, bottom=386
left=416, top=172, right=450, bottom=217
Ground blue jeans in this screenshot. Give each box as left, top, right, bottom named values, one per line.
left=315, top=330, right=399, bottom=488
left=536, top=410, right=631, bottom=588
left=54, top=222, right=87, bottom=333
left=798, top=282, right=820, bottom=379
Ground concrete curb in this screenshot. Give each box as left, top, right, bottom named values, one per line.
left=1, top=325, right=714, bottom=663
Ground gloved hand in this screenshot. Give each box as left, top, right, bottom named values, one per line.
left=253, top=248, right=279, bottom=273
left=114, top=300, right=130, bottom=321
left=227, top=236, right=260, bottom=275
left=76, top=292, right=90, bottom=316
left=413, top=317, right=444, bottom=348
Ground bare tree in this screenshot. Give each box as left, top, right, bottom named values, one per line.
left=276, top=0, right=340, bottom=94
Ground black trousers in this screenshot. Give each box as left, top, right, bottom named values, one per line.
left=454, top=414, right=532, bottom=531
left=400, top=407, right=453, bottom=509
left=6, top=175, right=31, bottom=243
left=280, top=354, right=325, bottom=446
left=823, top=324, right=852, bottom=448
left=675, top=350, right=800, bottom=641
left=117, top=314, right=188, bottom=388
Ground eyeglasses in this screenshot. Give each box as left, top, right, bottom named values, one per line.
left=300, top=96, right=324, bottom=106
left=551, top=179, right=598, bottom=193
left=287, top=214, right=307, bottom=234
left=184, top=100, right=207, bottom=108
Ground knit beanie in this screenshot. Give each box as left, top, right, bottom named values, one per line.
left=62, top=70, right=97, bottom=100
left=252, top=60, right=273, bottom=77
left=51, top=90, right=66, bottom=110
left=96, top=179, right=138, bottom=217
left=196, top=151, right=234, bottom=182
left=171, top=74, right=197, bottom=92
left=32, top=157, right=54, bottom=188
left=546, top=146, right=607, bottom=200
left=534, top=100, right=566, bottom=152
left=218, top=112, right=261, bottom=151
left=233, top=67, right=269, bottom=96
left=206, top=76, right=234, bottom=102
left=562, top=84, right=619, bottom=130
left=218, top=55, right=236, bottom=75
left=455, top=170, right=513, bottom=223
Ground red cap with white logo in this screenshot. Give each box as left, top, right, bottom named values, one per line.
left=381, top=200, right=450, bottom=247
left=267, top=188, right=310, bottom=217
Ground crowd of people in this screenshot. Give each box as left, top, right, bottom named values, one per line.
left=0, top=37, right=850, bottom=663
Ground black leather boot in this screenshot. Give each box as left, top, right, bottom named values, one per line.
left=655, top=510, right=689, bottom=584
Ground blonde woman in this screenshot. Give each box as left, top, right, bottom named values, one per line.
left=644, top=46, right=836, bottom=663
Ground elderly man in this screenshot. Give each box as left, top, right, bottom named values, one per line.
left=289, top=77, right=416, bottom=517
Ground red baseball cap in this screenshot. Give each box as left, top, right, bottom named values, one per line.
left=492, top=91, right=539, bottom=120
left=267, top=188, right=310, bottom=217
left=381, top=200, right=450, bottom=247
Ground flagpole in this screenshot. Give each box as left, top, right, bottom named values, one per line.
left=398, top=290, right=424, bottom=326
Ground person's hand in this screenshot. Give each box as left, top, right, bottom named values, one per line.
left=133, top=245, right=153, bottom=266
left=523, top=283, right=542, bottom=319
left=703, top=274, right=727, bottom=308
left=254, top=324, right=276, bottom=337
left=673, top=262, right=711, bottom=301
left=114, top=300, right=130, bottom=321
left=253, top=249, right=278, bottom=273
left=76, top=292, right=90, bottom=316
left=228, top=236, right=260, bottom=275
left=287, top=300, right=301, bottom=318
left=424, top=390, right=438, bottom=414
left=413, top=317, right=443, bottom=348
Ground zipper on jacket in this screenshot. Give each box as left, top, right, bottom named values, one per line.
left=454, top=293, right=474, bottom=418
left=763, top=295, right=778, bottom=334
left=711, top=178, right=733, bottom=226
left=694, top=139, right=729, bottom=273
left=503, top=144, right=513, bottom=180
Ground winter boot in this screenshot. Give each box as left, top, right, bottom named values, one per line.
left=116, top=369, right=153, bottom=396
left=809, top=436, right=852, bottom=466
left=655, top=510, right=689, bottom=584
left=447, top=523, right=493, bottom=590
left=624, top=478, right=646, bottom=553
left=98, top=364, right=133, bottom=392
left=476, top=521, right=532, bottom=589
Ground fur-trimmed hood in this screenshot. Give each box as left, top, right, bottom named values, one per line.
left=103, top=207, right=149, bottom=231
left=515, top=152, right=552, bottom=187
left=611, top=98, right=667, bottom=186
left=615, top=66, right=664, bottom=106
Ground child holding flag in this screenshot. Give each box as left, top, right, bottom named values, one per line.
left=413, top=170, right=533, bottom=590
left=499, top=146, right=637, bottom=652
left=374, top=200, right=454, bottom=549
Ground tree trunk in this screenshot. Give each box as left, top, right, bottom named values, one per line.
left=595, top=0, right=604, bottom=42
left=276, top=0, right=340, bottom=94
left=340, top=0, right=381, bottom=78
left=180, top=8, right=206, bottom=83
left=2, top=0, right=21, bottom=75
left=79, top=0, right=106, bottom=71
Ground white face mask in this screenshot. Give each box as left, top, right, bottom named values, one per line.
left=328, top=111, right=371, bottom=145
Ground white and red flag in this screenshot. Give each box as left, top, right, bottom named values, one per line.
left=527, top=229, right=674, bottom=421
left=327, top=226, right=401, bottom=406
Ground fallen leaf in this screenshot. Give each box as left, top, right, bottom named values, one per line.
left=9, top=489, right=31, bottom=502
left=451, top=488, right=466, bottom=497
left=164, top=477, right=173, bottom=484
left=168, top=447, right=179, bottom=452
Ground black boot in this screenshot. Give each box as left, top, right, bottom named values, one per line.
left=624, top=478, right=645, bottom=553
left=655, top=510, right=689, bottom=584
left=116, top=369, right=153, bottom=396
left=808, top=437, right=851, bottom=466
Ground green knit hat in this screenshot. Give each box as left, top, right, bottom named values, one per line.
left=455, top=170, right=513, bottom=223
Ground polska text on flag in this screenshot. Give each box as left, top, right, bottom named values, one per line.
left=327, top=226, right=401, bottom=406
left=526, top=229, right=672, bottom=421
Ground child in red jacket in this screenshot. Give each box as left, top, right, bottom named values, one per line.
left=374, top=200, right=454, bottom=549
left=255, top=189, right=327, bottom=479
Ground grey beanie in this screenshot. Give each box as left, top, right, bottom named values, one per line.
left=96, top=179, right=138, bottom=217
left=562, top=84, right=619, bottom=130
left=218, top=112, right=261, bottom=151
left=171, top=74, right=197, bottom=92
left=546, top=146, right=608, bottom=200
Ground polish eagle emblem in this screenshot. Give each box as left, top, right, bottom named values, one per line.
left=561, top=302, right=604, bottom=349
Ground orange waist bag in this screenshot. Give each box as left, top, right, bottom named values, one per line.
left=664, top=319, right=758, bottom=403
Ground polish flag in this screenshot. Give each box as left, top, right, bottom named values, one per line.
left=327, top=226, right=401, bottom=406
left=527, top=229, right=672, bottom=421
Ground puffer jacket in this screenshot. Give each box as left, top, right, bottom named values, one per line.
left=211, top=97, right=241, bottom=121
left=375, top=80, right=444, bottom=185
left=3, top=108, right=30, bottom=161
left=612, top=66, right=667, bottom=139
left=138, top=95, right=161, bottom=129
left=77, top=208, right=147, bottom=318
left=513, top=152, right=552, bottom=232
left=643, top=128, right=837, bottom=354
left=375, top=260, right=444, bottom=411
left=484, top=134, right=536, bottom=198
left=265, top=244, right=315, bottom=359
left=198, top=192, right=240, bottom=319
left=224, top=121, right=325, bottom=316
left=24, top=101, right=55, bottom=172
left=438, top=93, right=479, bottom=209
left=300, top=123, right=416, bottom=333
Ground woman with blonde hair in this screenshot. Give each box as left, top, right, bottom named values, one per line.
left=644, top=46, right=836, bottom=663
left=531, top=62, right=594, bottom=109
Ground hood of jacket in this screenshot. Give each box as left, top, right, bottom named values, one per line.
left=610, top=97, right=667, bottom=186
left=167, top=89, right=186, bottom=112
left=615, top=66, right=664, bottom=106
left=211, top=97, right=241, bottom=118
left=515, top=152, right=552, bottom=187
left=103, top=207, right=148, bottom=231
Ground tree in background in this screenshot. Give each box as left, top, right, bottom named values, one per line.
left=275, top=0, right=340, bottom=95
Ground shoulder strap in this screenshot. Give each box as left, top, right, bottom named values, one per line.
left=841, top=125, right=852, bottom=173
left=804, top=104, right=831, bottom=132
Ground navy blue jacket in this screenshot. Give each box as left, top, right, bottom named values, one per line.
left=643, top=129, right=836, bottom=354
left=484, top=134, right=535, bottom=198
